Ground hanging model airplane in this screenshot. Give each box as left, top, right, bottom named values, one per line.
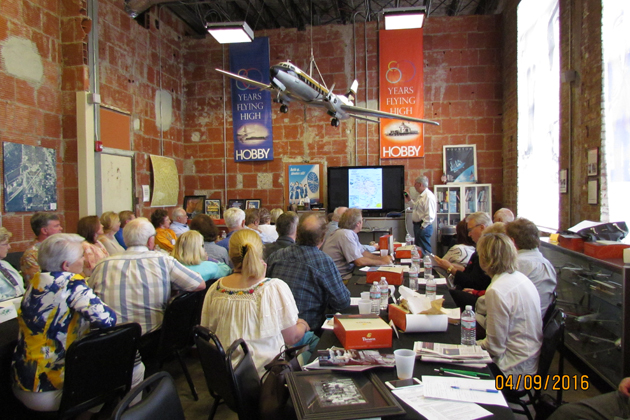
left=216, top=62, right=440, bottom=127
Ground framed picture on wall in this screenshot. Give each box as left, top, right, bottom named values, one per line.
left=205, top=199, right=221, bottom=219
left=245, top=199, right=261, bottom=209
left=559, top=169, right=568, bottom=194
left=587, top=148, right=598, bottom=176
left=443, top=145, right=477, bottom=183
left=588, top=180, right=598, bottom=204
left=183, top=195, right=205, bottom=219
left=227, top=199, right=246, bottom=210
left=285, top=164, right=322, bottom=207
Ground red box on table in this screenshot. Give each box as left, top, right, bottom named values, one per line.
left=333, top=314, right=392, bottom=350
left=558, top=235, right=584, bottom=252
left=366, top=267, right=404, bottom=286
left=584, top=242, right=630, bottom=259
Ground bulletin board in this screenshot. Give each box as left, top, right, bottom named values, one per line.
left=99, top=153, right=134, bottom=213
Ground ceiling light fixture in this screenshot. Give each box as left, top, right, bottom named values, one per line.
left=206, top=21, right=254, bottom=43
left=383, top=7, right=427, bottom=30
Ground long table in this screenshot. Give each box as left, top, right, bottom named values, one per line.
left=312, top=273, right=514, bottom=420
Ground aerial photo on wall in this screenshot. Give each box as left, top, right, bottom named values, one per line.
left=3, top=142, right=57, bottom=212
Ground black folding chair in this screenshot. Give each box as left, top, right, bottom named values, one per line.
left=139, top=292, right=202, bottom=400
left=193, top=326, right=260, bottom=420
left=111, top=372, right=185, bottom=420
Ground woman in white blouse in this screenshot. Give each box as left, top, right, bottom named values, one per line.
left=476, top=232, right=542, bottom=385
left=200, top=228, right=309, bottom=378
left=98, top=211, right=125, bottom=257
left=441, top=220, right=475, bottom=266
left=0, top=227, right=24, bottom=301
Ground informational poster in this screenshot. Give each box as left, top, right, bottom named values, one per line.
left=379, top=28, right=425, bottom=159
left=150, top=155, right=178, bottom=207
left=229, top=37, right=273, bottom=162
left=287, top=164, right=321, bottom=205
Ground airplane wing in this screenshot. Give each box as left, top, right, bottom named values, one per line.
left=215, top=68, right=274, bottom=92
left=340, top=104, right=440, bottom=125
left=348, top=114, right=380, bottom=124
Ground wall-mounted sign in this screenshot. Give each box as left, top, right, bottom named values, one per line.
left=229, top=37, right=274, bottom=162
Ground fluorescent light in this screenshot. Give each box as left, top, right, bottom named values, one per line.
left=206, top=21, right=254, bottom=43
left=383, top=7, right=426, bottom=30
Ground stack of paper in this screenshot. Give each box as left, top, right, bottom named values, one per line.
left=413, top=342, right=493, bottom=367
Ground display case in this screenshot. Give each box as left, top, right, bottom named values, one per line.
left=540, top=240, right=630, bottom=388
left=434, top=184, right=492, bottom=227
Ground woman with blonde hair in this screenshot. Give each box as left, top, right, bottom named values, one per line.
left=475, top=232, right=542, bottom=386
left=98, top=211, right=125, bottom=256
left=77, top=216, right=109, bottom=277
left=200, top=229, right=311, bottom=378
left=172, top=230, right=231, bottom=284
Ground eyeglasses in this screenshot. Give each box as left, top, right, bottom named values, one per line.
left=467, top=224, right=482, bottom=233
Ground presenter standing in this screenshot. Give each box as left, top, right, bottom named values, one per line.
left=405, top=175, right=437, bottom=254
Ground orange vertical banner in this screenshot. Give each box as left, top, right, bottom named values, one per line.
left=379, top=28, right=425, bottom=159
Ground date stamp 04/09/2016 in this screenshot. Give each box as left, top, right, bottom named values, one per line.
left=495, top=375, right=590, bottom=391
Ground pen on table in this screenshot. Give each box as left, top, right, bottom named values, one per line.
left=451, top=386, right=499, bottom=393
left=435, top=369, right=479, bottom=379
left=440, top=368, right=491, bottom=378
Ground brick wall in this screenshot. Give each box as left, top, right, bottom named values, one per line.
left=0, top=0, right=67, bottom=251
left=182, top=15, right=504, bottom=211
left=98, top=0, right=187, bottom=219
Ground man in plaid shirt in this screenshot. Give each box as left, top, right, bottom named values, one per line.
left=266, top=213, right=350, bottom=330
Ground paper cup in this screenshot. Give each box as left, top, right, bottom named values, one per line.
left=394, top=349, right=416, bottom=380
left=380, top=249, right=388, bottom=257
left=361, top=291, right=371, bottom=300
left=358, top=300, right=372, bottom=315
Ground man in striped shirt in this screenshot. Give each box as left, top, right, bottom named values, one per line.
left=90, top=217, right=205, bottom=336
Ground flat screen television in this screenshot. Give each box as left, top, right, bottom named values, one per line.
left=327, top=165, right=405, bottom=216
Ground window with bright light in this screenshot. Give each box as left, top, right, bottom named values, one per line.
left=602, top=1, right=630, bottom=226
left=516, top=0, right=560, bottom=229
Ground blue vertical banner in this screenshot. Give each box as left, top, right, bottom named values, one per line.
left=229, top=37, right=274, bottom=162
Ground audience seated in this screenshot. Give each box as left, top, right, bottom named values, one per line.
left=99, top=211, right=125, bottom=257
left=267, top=213, right=350, bottom=330
left=441, top=219, right=475, bottom=266
left=506, top=218, right=557, bottom=317
left=200, top=229, right=311, bottom=378
left=115, top=210, right=135, bottom=250
left=263, top=211, right=298, bottom=262
left=151, top=209, right=177, bottom=253
left=269, top=208, right=283, bottom=224
left=476, top=232, right=542, bottom=386
left=216, top=207, right=245, bottom=251
left=170, top=207, right=190, bottom=237
left=172, top=230, right=231, bottom=284
left=190, top=214, right=231, bottom=267
left=20, top=212, right=63, bottom=287
left=257, top=208, right=278, bottom=244
left=493, top=208, right=515, bottom=223
left=244, top=208, right=263, bottom=239
left=90, top=217, right=205, bottom=336
left=11, top=233, right=117, bottom=412
left=548, top=376, right=630, bottom=420
left=435, top=212, right=493, bottom=310
left=321, top=208, right=393, bottom=280
left=0, top=227, right=24, bottom=302
left=77, top=215, right=110, bottom=278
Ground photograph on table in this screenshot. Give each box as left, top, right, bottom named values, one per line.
left=183, top=195, right=205, bottom=219
left=286, top=370, right=405, bottom=420
left=443, top=145, right=477, bottom=183
left=205, top=199, right=221, bottom=219
left=227, top=199, right=246, bottom=210
left=245, top=199, right=261, bottom=209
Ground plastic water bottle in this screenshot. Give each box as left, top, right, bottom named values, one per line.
left=423, top=255, right=432, bottom=278
left=369, top=281, right=381, bottom=315
left=405, top=233, right=412, bottom=246
left=461, top=305, right=477, bottom=345
left=379, top=277, right=389, bottom=310
left=411, top=247, right=421, bottom=268
left=304, top=195, right=311, bottom=210
left=425, top=274, right=436, bottom=300
left=408, top=263, right=419, bottom=291
left=221, top=230, right=227, bottom=239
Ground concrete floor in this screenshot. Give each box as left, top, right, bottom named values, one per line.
left=160, top=348, right=605, bottom=420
